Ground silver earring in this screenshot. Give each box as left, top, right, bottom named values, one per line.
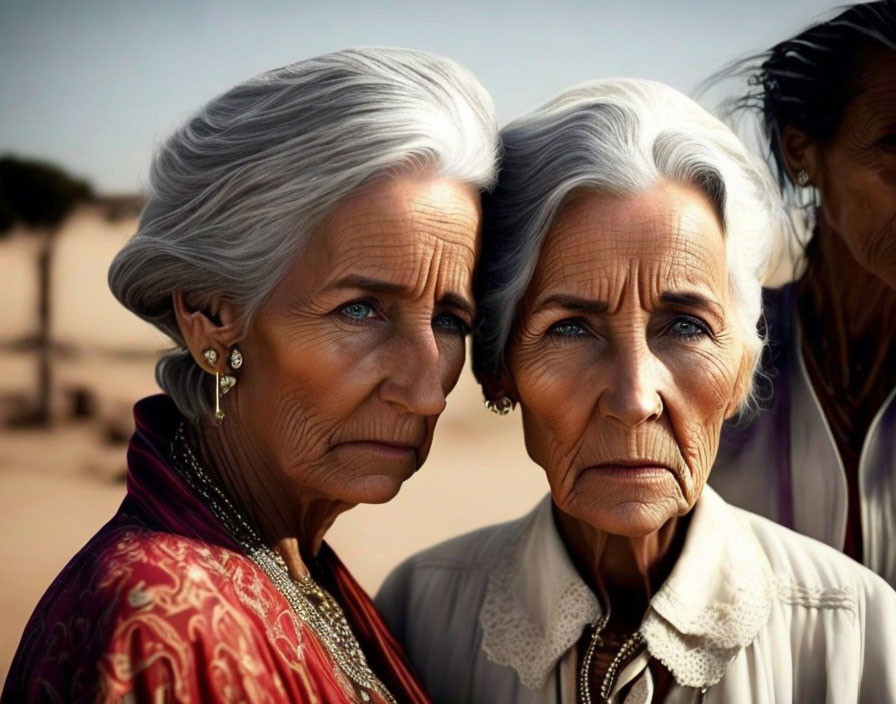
left=229, top=347, right=243, bottom=370
left=219, top=375, right=236, bottom=396
left=485, top=396, right=513, bottom=416
left=796, top=169, right=810, bottom=187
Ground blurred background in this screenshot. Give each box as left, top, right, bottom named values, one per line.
left=1, top=0, right=837, bottom=681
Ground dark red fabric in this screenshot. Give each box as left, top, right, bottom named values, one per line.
left=2, top=395, right=431, bottom=704
left=317, top=545, right=431, bottom=704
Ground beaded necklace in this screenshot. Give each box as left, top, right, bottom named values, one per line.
left=170, top=423, right=396, bottom=704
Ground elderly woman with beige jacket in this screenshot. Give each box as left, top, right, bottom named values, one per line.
left=376, top=80, right=896, bottom=703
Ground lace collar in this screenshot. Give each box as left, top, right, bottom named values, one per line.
left=479, top=486, right=774, bottom=690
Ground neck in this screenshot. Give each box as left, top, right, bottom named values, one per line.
left=798, top=216, right=896, bottom=407
left=801, top=217, right=896, bottom=341
left=553, top=506, right=688, bottom=633
left=187, top=418, right=353, bottom=580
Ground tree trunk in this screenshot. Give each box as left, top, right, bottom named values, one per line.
left=34, top=226, right=55, bottom=426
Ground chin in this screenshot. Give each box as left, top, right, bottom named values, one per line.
left=585, top=500, right=682, bottom=538
left=343, top=473, right=409, bottom=505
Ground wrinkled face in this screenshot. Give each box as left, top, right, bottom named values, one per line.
left=814, top=45, right=896, bottom=288
left=234, top=174, right=480, bottom=505
left=507, top=182, right=747, bottom=537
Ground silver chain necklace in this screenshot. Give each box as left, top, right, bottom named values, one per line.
left=170, top=423, right=396, bottom=704
left=578, top=613, right=647, bottom=704
left=579, top=619, right=709, bottom=703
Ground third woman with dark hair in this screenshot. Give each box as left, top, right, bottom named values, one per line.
left=711, top=0, right=896, bottom=586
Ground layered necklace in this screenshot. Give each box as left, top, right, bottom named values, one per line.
left=170, top=423, right=396, bottom=704
left=578, top=612, right=647, bottom=704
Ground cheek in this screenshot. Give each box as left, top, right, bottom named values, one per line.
left=437, top=336, right=467, bottom=393
left=238, top=322, right=371, bottom=462
left=821, top=154, right=896, bottom=266
left=512, top=341, right=596, bottom=471
left=665, top=344, right=739, bottom=487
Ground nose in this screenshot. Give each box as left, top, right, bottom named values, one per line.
left=597, top=345, right=663, bottom=427
left=378, top=326, right=447, bottom=417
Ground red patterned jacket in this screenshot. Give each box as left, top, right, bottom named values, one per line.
left=2, top=395, right=431, bottom=704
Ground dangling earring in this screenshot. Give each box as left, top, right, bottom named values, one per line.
left=202, top=348, right=226, bottom=425
left=219, top=347, right=242, bottom=400
left=484, top=396, right=513, bottom=416
left=796, top=169, right=810, bottom=187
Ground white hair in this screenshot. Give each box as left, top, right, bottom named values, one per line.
left=473, top=78, right=786, bottom=411
left=109, top=47, right=499, bottom=421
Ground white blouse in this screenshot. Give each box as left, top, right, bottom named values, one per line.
left=376, top=487, right=896, bottom=703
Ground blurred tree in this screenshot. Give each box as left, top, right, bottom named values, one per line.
left=0, top=156, right=92, bottom=425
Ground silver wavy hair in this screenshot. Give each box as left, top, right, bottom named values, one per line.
left=109, top=47, right=499, bottom=421
left=473, top=78, right=786, bottom=412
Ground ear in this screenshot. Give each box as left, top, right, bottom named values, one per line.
left=480, top=365, right=519, bottom=406
left=172, top=291, right=242, bottom=372
left=779, top=126, right=822, bottom=186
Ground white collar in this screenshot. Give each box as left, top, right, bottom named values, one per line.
left=479, top=487, right=774, bottom=690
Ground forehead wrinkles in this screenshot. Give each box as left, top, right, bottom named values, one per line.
left=850, top=45, right=896, bottom=102
left=841, top=48, right=896, bottom=135
left=331, top=234, right=474, bottom=300
left=531, top=196, right=726, bottom=312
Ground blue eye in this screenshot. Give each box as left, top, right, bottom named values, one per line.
left=433, top=313, right=470, bottom=336
left=549, top=320, right=586, bottom=337
left=668, top=317, right=707, bottom=338
left=340, top=301, right=375, bottom=320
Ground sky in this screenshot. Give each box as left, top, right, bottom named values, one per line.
left=1, top=0, right=842, bottom=194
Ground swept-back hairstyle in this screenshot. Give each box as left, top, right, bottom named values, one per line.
left=109, top=48, right=498, bottom=421
left=473, top=79, right=786, bottom=412
left=711, top=1, right=896, bottom=214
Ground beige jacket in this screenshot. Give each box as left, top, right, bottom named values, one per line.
left=377, top=487, right=896, bottom=703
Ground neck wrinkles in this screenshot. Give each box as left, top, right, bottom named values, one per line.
left=798, top=218, right=896, bottom=448
left=187, top=418, right=352, bottom=579
left=802, top=218, right=896, bottom=344
left=552, top=503, right=689, bottom=632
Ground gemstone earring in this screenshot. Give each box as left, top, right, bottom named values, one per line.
left=219, top=375, right=237, bottom=396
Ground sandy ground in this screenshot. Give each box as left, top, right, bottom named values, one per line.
left=0, top=208, right=546, bottom=682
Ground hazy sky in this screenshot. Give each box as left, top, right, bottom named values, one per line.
left=1, top=0, right=840, bottom=193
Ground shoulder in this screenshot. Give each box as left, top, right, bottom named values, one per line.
left=375, top=513, right=542, bottom=703
left=67, top=512, right=251, bottom=619
left=730, top=505, right=896, bottom=697
left=379, top=513, right=527, bottom=596
left=5, top=514, right=288, bottom=703
left=393, top=515, right=524, bottom=573
left=375, top=513, right=530, bottom=642
left=733, top=505, right=896, bottom=636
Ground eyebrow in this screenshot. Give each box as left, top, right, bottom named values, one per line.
left=534, top=294, right=609, bottom=315
left=533, top=291, right=721, bottom=316
left=661, top=291, right=709, bottom=307
left=659, top=291, right=722, bottom=314
left=328, top=274, right=475, bottom=317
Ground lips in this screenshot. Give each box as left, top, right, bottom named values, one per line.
left=338, top=440, right=417, bottom=450
left=332, top=438, right=422, bottom=458
left=586, top=458, right=678, bottom=478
